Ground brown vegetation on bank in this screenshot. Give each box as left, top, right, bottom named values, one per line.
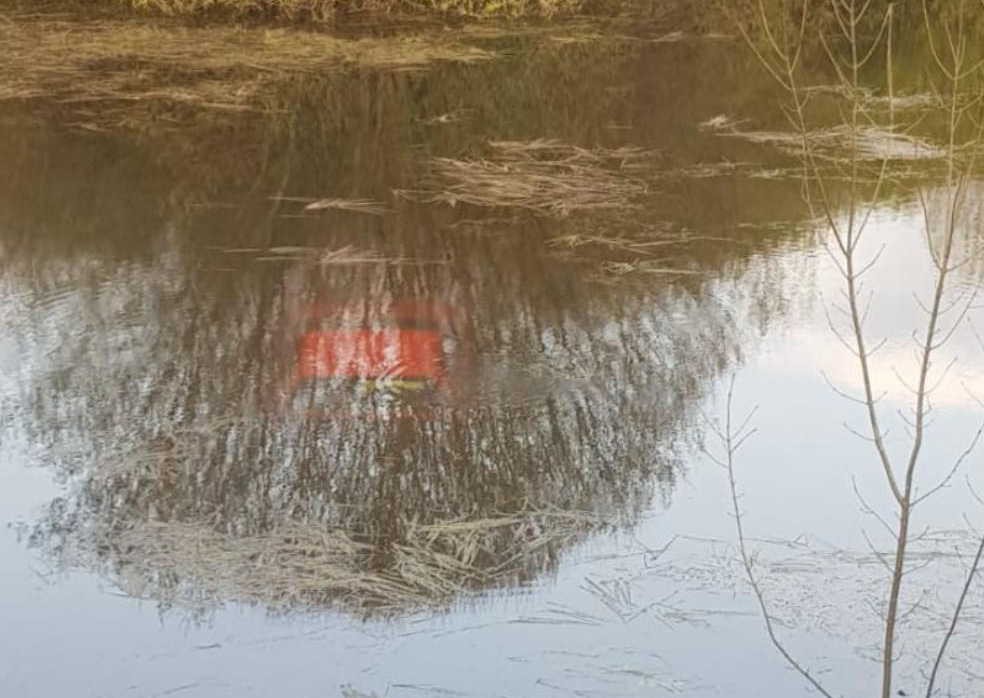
left=0, top=14, right=494, bottom=126
left=6, top=0, right=615, bottom=20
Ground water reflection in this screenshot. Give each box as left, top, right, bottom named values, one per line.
left=0, top=25, right=817, bottom=618
left=3, top=203, right=741, bottom=615
left=6, top=8, right=984, bottom=697
left=13, top=205, right=756, bottom=613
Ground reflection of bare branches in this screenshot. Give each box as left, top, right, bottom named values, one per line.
left=19, top=226, right=733, bottom=618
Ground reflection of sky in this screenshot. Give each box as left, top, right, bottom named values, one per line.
left=2, top=197, right=982, bottom=697
left=778, top=209, right=984, bottom=410
left=708, top=201, right=984, bottom=537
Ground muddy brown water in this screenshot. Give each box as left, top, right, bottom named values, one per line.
left=1, top=15, right=984, bottom=698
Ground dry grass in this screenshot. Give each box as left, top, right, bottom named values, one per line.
left=99, top=510, right=601, bottom=613
left=269, top=195, right=391, bottom=215
left=399, top=0, right=586, bottom=17
left=122, top=0, right=588, bottom=18
left=402, top=139, right=659, bottom=217
left=547, top=228, right=707, bottom=276
left=643, top=533, right=984, bottom=689
left=221, top=243, right=449, bottom=265
left=127, top=0, right=344, bottom=20
left=0, top=15, right=494, bottom=125
left=700, top=115, right=946, bottom=162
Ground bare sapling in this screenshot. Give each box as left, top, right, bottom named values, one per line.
left=708, top=1, right=984, bottom=695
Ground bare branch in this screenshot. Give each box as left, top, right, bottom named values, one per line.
left=717, top=376, right=836, bottom=698
left=925, top=531, right=984, bottom=697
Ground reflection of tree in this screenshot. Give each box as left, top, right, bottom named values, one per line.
left=0, top=128, right=764, bottom=613
left=924, top=181, right=984, bottom=285
left=0, top=23, right=820, bottom=616
left=16, top=215, right=742, bottom=614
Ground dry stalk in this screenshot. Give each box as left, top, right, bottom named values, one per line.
left=404, top=139, right=658, bottom=217
left=0, top=15, right=493, bottom=128
left=83, top=508, right=602, bottom=615
left=545, top=226, right=711, bottom=277
left=269, top=196, right=390, bottom=215
left=222, top=243, right=448, bottom=265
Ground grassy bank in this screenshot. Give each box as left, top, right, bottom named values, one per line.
left=42, top=0, right=642, bottom=20
left=131, top=0, right=578, bottom=18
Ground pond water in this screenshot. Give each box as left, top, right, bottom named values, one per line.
left=1, top=10, right=984, bottom=698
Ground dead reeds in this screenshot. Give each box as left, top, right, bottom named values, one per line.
left=402, top=139, right=658, bottom=217
left=0, top=15, right=494, bottom=127
left=700, top=117, right=947, bottom=162
left=126, top=0, right=344, bottom=20
left=123, top=0, right=588, bottom=19
left=547, top=228, right=707, bottom=276
left=221, top=243, right=448, bottom=265
left=91, top=509, right=601, bottom=614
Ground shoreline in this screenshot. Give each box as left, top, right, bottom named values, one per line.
left=0, top=0, right=660, bottom=23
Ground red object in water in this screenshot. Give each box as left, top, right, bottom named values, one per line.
left=282, top=299, right=470, bottom=399
left=278, top=300, right=472, bottom=412
left=297, top=329, right=445, bottom=381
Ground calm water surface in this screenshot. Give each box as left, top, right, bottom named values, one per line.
left=1, top=15, right=983, bottom=698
